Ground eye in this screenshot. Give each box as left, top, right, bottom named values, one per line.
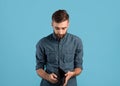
left=55, top=27, right=60, bottom=30
left=62, top=27, right=66, bottom=30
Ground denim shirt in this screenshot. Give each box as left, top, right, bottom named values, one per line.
left=36, top=33, right=83, bottom=86
left=36, top=32, right=83, bottom=73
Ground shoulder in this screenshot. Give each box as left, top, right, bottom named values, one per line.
left=67, top=33, right=82, bottom=43
left=36, top=34, right=52, bottom=47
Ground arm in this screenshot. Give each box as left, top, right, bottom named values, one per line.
left=63, top=68, right=82, bottom=86
left=66, top=37, right=83, bottom=77
left=63, top=38, right=83, bottom=86
left=36, top=69, right=49, bottom=81
left=65, top=67, right=82, bottom=79
left=36, top=40, right=58, bottom=84
left=36, top=68, right=58, bottom=84
left=72, top=67, right=82, bottom=76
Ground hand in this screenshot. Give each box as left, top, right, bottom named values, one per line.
left=47, top=73, right=58, bottom=84
left=63, top=71, right=75, bottom=86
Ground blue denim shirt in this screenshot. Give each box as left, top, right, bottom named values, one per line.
left=36, top=33, right=83, bottom=86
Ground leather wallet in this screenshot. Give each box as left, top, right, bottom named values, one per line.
left=57, top=67, right=66, bottom=85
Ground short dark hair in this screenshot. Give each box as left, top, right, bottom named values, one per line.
left=52, top=9, right=69, bottom=23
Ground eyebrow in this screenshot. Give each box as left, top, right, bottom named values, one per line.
left=55, top=26, right=67, bottom=28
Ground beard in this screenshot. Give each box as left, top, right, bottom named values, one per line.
left=55, top=33, right=66, bottom=39
left=56, top=34, right=65, bottom=39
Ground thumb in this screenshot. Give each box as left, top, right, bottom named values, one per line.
left=65, top=72, right=68, bottom=76
left=63, top=78, right=68, bottom=86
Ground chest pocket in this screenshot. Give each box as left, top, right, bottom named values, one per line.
left=63, top=50, right=75, bottom=63
left=46, top=51, right=57, bottom=63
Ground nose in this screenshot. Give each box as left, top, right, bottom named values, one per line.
left=58, top=29, right=63, bottom=34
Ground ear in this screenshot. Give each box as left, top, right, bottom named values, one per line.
left=51, top=21, right=53, bottom=26
left=67, top=22, right=69, bottom=28
left=67, top=20, right=69, bottom=26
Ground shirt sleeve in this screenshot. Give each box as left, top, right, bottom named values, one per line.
left=35, top=39, right=46, bottom=70
left=74, top=38, right=83, bottom=70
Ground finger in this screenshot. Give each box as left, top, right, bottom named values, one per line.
left=51, top=77, right=58, bottom=83
left=63, top=83, right=66, bottom=86
left=52, top=73, right=57, bottom=79
left=65, top=73, right=68, bottom=76
left=52, top=77, right=58, bottom=81
left=63, top=75, right=69, bottom=86
left=51, top=74, right=58, bottom=81
left=51, top=79, right=58, bottom=84
left=63, top=79, right=67, bottom=86
left=63, top=80, right=66, bottom=86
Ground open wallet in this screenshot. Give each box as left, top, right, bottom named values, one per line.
left=56, top=67, right=66, bottom=86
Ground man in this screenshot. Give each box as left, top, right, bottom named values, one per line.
left=36, top=9, right=83, bottom=86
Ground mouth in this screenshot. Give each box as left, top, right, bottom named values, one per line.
left=56, top=34, right=65, bottom=39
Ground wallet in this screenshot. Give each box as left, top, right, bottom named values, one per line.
left=56, top=67, right=66, bottom=85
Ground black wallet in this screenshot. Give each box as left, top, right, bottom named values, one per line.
left=57, top=67, right=66, bottom=85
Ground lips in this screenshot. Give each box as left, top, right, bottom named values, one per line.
left=57, top=34, right=64, bottom=39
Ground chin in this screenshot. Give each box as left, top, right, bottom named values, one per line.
left=58, top=35, right=64, bottom=38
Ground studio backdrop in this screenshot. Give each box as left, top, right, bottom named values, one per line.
left=0, top=0, right=120, bottom=86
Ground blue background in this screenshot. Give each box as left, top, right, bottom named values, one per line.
left=0, top=0, right=120, bottom=86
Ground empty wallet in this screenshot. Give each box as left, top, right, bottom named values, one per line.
left=56, top=67, right=66, bottom=85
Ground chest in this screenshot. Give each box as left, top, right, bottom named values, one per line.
left=43, top=39, right=76, bottom=63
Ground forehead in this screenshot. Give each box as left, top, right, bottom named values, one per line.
left=52, top=20, right=69, bottom=27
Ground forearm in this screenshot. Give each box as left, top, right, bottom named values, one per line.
left=63, top=68, right=82, bottom=86
left=72, top=68, right=82, bottom=77
left=36, top=68, right=49, bottom=81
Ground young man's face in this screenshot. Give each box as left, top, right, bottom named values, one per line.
left=52, top=20, right=69, bottom=39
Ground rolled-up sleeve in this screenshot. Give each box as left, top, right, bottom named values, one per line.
left=74, top=38, right=83, bottom=70
left=36, top=40, right=46, bottom=70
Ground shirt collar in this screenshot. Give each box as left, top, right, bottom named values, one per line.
left=52, top=32, right=68, bottom=42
